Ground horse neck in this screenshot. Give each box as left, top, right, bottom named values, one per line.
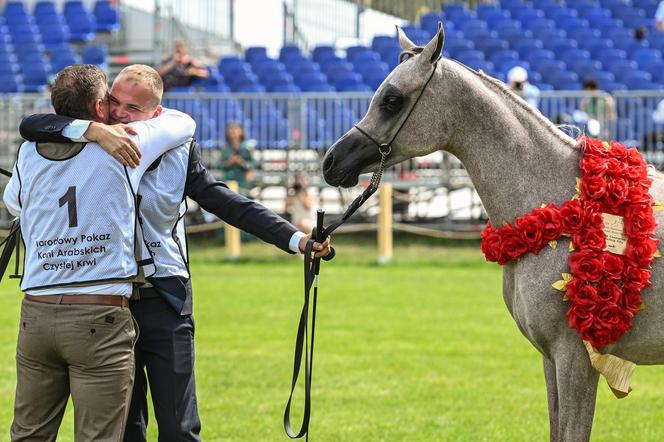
left=442, top=67, right=581, bottom=224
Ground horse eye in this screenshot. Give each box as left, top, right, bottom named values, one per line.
left=381, top=95, right=403, bottom=112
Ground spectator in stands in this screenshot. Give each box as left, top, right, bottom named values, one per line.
left=285, top=174, right=315, bottom=233
left=656, top=1, right=664, bottom=32
left=507, top=66, right=540, bottom=108
left=158, top=39, right=209, bottom=91
left=580, top=78, right=616, bottom=139
left=635, top=26, right=648, bottom=41
left=220, top=122, right=255, bottom=191
left=644, top=98, right=664, bottom=149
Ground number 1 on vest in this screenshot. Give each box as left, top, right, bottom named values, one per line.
left=58, top=186, right=78, bottom=228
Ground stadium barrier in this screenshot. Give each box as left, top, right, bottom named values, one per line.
left=1, top=90, right=664, bottom=233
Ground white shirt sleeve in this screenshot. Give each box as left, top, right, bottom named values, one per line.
left=61, top=119, right=92, bottom=142
left=125, top=108, right=196, bottom=187
left=3, top=153, right=22, bottom=217
left=289, top=231, right=307, bottom=253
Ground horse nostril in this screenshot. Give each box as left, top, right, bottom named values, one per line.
left=323, top=152, right=334, bottom=172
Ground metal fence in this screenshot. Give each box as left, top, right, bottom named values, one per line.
left=1, top=90, right=664, bottom=227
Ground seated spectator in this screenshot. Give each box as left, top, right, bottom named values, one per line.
left=579, top=78, right=616, bottom=139
left=220, top=123, right=255, bottom=192
left=644, top=99, right=664, bottom=149
left=507, top=66, right=540, bottom=108
left=285, top=174, right=315, bottom=233
left=158, top=39, right=209, bottom=91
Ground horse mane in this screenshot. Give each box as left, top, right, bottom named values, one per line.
left=400, top=48, right=577, bottom=149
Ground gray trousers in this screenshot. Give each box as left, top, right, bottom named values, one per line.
left=11, top=298, right=137, bottom=442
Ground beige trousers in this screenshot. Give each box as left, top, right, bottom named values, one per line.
left=11, top=298, right=137, bottom=442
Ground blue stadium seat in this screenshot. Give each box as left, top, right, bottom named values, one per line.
left=313, top=45, right=336, bottom=63
left=549, top=71, right=581, bottom=90
left=474, top=38, right=508, bottom=58
left=446, top=40, right=474, bottom=58
left=633, top=48, right=662, bottom=69
left=498, top=28, right=532, bottom=47
left=245, top=46, right=268, bottom=64
left=512, top=8, right=544, bottom=22
left=279, top=44, right=301, bottom=62
left=22, top=62, right=50, bottom=91
left=560, top=49, right=591, bottom=67
left=537, top=60, right=567, bottom=81
left=66, top=12, right=95, bottom=41
left=286, top=60, right=320, bottom=76
left=64, top=1, right=86, bottom=16
left=362, top=70, right=389, bottom=90
left=0, top=74, right=22, bottom=92
left=596, top=48, right=627, bottom=66
left=372, top=35, right=397, bottom=53
left=455, top=50, right=485, bottom=65
left=39, top=23, right=70, bottom=49
left=82, top=45, right=107, bottom=68
left=420, top=12, right=445, bottom=35
left=567, top=59, right=602, bottom=80
left=401, top=26, right=430, bottom=45
left=497, top=59, right=530, bottom=75
left=619, top=70, right=652, bottom=88
left=606, top=59, right=638, bottom=80
left=523, top=18, right=556, bottom=32
left=93, top=2, right=119, bottom=32
left=490, top=49, right=518, bottom=66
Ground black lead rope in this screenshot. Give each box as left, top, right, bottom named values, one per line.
left=284, top=60, right=439, bottom=440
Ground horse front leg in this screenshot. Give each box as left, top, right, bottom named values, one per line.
left=543, top=356, right=559, bottom=442
left=552, top=344, right=600, bottom=442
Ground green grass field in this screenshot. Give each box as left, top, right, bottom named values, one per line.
left=0, top=237, right=663, bottom=441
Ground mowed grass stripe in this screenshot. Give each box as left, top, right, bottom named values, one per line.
left=0, top=239, right=662, bottom=440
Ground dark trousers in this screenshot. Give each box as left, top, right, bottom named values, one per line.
left=123, top=297, right=201, bottom=442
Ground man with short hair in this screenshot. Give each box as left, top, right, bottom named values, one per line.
left=5, top=64, right=196, bottom=441
left=20, top=65, right=331, bottom=441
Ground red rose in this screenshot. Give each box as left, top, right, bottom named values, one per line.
left=626, top=237, right=659, bottom=267
left=582, top=175, right=607, bottom=200
left=534, top=204, right=564, bottom=241
left=501, top=226, right=528, bottom=261
left=481, top=223, right=504, bottom=264
left=567, top=302, right=595, bottom=334
left=603, top=178, right=629, bottom=210
left=609, top=142, right=628, bottom=160
left=566, top=280, right=599, bottom=306
left=602, top=252, right=624, bottom=279
left=625, top=209, right=657, bottom=239
left=623, top=259, right=651, bottom=291
left=624, top=163, right=648, bottom=182
left=569, top=249, right=604, bottom=282
left=580, top=154, right=608, bottom=177
left=516, top=214, right=545, bottom=253
left=625, top=147, right=645, bottom=168
left=625, top=186, right=653, bottom=208
left=560, top=199, right=585, bottom=234
left=596, top=280, right=621, bottom=303
left=619, top=289, right=642, bottom=316
left=581, top=137, right=608, bottom=158
left=571, top=227, right=606, bottom=252
left=606, top=157, right=624, bottom=178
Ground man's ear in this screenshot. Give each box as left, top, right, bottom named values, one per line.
left=152, top=104, right=163, bottom=118
left=94, top=98, right=108, bottom=123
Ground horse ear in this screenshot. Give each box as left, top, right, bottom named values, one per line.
left=420, top=22, right=445, bottom=65
left=396, top=25, right=416, bottom=51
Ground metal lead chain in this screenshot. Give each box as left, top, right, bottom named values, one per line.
left=369, top=144, right=391, bottom=190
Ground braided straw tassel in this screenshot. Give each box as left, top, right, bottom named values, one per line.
left=583, top=340, right=636, bottom=398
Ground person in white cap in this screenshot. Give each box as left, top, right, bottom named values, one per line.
left=507, top=66, right=541, bottom=109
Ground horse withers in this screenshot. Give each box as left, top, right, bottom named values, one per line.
left=322, top=22, right=664, bottom=442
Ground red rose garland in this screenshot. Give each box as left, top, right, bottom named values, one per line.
left=481, top=137, right=658, bottom=347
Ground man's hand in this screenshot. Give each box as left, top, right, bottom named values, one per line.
left=298, top=234, right=332, bottom=258
left=84, top=122, right=142, bottom=167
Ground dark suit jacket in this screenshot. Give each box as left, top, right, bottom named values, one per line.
left=20, top=114, right=300, bottom=314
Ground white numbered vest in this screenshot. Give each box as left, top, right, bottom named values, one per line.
left=138, top=142, right=190, bottom=279
left=16, top=141, right=143, bottom=291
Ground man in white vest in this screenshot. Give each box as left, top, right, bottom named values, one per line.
left=20, top=66, right=331, bottom=441
left=4, top=64, right=196, bottom=441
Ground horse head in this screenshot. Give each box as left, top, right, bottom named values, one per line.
left=323, top=23, right=449, bottom=188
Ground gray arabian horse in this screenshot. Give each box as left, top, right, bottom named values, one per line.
left=322, top=23, right=664, bottom=441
